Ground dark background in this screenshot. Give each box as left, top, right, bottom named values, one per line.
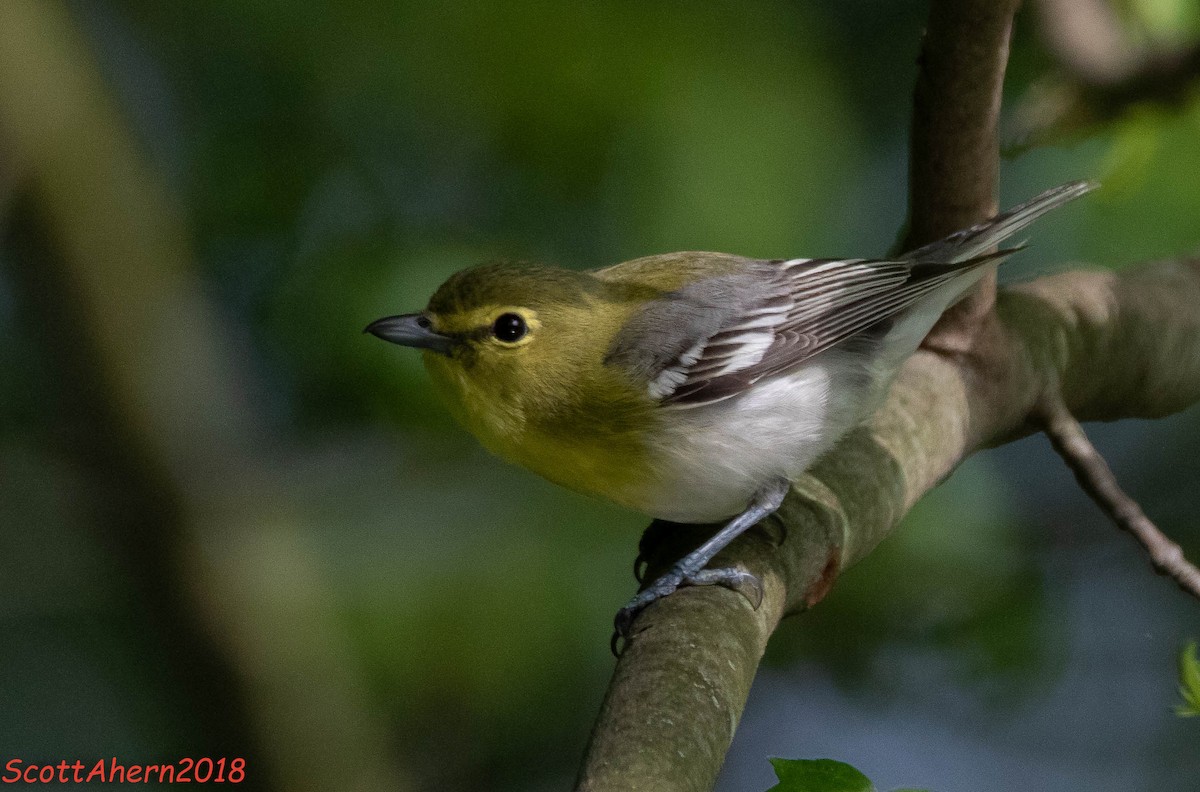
left=1, top=1, right=1198, bottom=790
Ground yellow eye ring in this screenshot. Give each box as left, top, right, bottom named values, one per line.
left=486, top=308, right=539, bottom=347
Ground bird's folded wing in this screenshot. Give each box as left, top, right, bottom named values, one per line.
left=653, top=256, right=995, bottom=407
left=617, top=182, right=1095, bottom=407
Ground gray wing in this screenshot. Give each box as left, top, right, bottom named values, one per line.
left=609, top=181, right=1095, bottom=407
left=603, top=265, right=782, bottom=401
left=639, top=255, right=996, bottom=407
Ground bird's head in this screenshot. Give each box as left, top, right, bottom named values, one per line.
left=366, top=261, right=645, bottom=446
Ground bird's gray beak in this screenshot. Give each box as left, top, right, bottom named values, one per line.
left=364, top=313, right=456, bottom=356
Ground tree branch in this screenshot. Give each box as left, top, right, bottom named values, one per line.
left=902, top=0, right=1020, bottom=352
left=575, top=258, right=1200, bottom=792
left=1039, top=391, right=1200, bottom=598
left=578, top=4, right=1029, bottom=789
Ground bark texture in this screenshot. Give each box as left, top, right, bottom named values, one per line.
left=576, top=260, right=1200, bottom=792
left=903, top=0, right=1020, bottom=349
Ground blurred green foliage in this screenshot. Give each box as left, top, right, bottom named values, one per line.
left=1, top=2, right=1199, bottom=791
left=1178, top=641, right=1200, bottom=717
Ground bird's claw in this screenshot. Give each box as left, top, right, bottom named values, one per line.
left=687, top=567, right=764, bottom=609
left=632, top=553, right=648, bottom=584
left=610, top=566, right=764, bottom=656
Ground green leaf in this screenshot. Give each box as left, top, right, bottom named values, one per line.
left=766, top=758, right=875, bottom=792
left=1176, top=640, right=1200, bottom=717
left=764, top=758, right=933, bottom=792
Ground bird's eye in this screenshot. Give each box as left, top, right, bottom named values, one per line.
left=491, top=313, right=527, bottom=343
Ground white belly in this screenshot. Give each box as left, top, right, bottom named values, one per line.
left=629, top=359, right=871, bottom=523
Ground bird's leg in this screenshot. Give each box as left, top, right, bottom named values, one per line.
left=612, top=478, right=790, bottom=645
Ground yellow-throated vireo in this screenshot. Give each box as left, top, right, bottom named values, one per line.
left=367, top=181, right=1095, bottom=645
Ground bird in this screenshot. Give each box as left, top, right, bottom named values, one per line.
left=366, top=180, right=1095, bottom=644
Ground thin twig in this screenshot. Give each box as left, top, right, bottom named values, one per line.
left=1039, top=391, right=1200, bottom=599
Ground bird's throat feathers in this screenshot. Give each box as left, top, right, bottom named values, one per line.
left=421, top=281, right=656, bottom=495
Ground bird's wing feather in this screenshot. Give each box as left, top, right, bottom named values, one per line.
left=654, top=254, right=1003, bottom=407
left=657, top=259, right=899, bottom=383
left=902, top=180, right=1094, bottom=264
left=610, top=181, right=1096, bottom=407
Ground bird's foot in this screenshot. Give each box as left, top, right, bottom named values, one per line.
left=610, top=564, right=763, bottom=655
left=610, top=479, right=789, bottom=656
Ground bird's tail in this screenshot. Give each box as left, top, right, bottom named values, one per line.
left=903, top=180, right=1097, bottom=264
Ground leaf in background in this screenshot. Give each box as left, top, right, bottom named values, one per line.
left=1177, top=640, right=1200, bottom=717
left=766, top=758, right=876, bottom=792
left=765, top=758, right=933, bottom=792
